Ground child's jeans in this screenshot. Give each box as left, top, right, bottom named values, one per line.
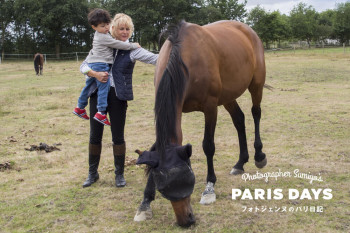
left=77, top=62, right=110, bottom=112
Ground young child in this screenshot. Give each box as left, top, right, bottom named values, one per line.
left=73, top=8, right=140, bottom=126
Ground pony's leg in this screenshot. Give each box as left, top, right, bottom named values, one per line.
left=249, top=82, right=267, bottom=168
left=199, top=105, right=217, bottom=205
left=40, top=65, right=43, bottom=75
left=224, top=100, right=249, bottom=175
left=34, top=64, right=39, bottom=75
left=134, top=173, right=155, bottom=221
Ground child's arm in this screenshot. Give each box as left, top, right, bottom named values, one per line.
left=100, top=33, right=140, bottom=50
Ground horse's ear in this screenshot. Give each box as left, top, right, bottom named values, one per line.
left=176, top=143, right=192, bottom=161
left=149, top=143, right=156, bottom=151
left=135, top=149, right=143, bottom=156
left=136, top=151, right=159, bottom=168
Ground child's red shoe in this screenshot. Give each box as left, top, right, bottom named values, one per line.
left=93, top=112, right=111, bottom=126
left=73, top=107, right=89, bottom=120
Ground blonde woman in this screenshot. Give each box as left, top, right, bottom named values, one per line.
left=79, top=13, right=158, bottom=188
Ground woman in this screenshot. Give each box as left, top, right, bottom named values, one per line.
left=80, top=13, right=158, bottom=188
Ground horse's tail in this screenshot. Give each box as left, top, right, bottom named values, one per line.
left=155, top=20, right=188, bottom=157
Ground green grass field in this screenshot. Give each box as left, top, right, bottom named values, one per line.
left=0, top=50, right=349, bottom=232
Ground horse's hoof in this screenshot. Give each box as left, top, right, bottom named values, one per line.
left=134, top=208, right=153, bottom=222
left=200, top=193, right=216, bottom=205
left=230, top=168, right=244, bottom=175
left=200, top=182, right=216, bottom=205
left=255, top=157, right=267, bottom=168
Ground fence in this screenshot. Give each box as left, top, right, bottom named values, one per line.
left=0, top=52, right=89, bottom=64
left=0, top=43, right=348, bottom=64
left=264, top=43, right=350, bottom=55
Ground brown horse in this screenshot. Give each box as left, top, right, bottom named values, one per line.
left=34, top=53, right=44, bottom=75
left=134, top=20, right=267, bottom=227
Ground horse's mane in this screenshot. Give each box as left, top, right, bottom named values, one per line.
left=155, top=20, right=189, bottom=157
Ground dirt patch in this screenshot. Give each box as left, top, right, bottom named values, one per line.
left=0, top=161, right=14, bottom=171
left=25, top=143, right=62, bottom=153
left=280, top=88, right=298, bottom=92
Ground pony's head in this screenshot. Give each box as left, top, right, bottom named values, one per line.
left=136, top=143, right=196, bottom=227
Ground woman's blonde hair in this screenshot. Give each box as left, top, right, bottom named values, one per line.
left=110, top=13, right=134, bottom=39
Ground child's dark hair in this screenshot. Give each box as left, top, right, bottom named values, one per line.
left=88, top=9, right=111, bottom=27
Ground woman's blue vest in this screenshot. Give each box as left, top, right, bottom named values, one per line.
left=87, top=49, right=135, bottom=101
left=111, top=49, right=136, bottom=101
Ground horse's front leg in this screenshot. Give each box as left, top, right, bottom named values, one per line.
left=34, top=65, right=39, bottom=76
left=134, top=172, right=155, bottom=221
left=199, top=105, right=217, bottom=205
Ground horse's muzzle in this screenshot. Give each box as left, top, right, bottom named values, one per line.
left=171, top=196, right=195, bottom=227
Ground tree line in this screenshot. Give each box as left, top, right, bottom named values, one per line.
left=1, top=0, right=350, bottom=59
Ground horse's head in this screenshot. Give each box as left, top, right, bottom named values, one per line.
left=136, top=143, right=196, bottom=227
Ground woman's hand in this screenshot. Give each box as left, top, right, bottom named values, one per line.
left=87, top=70, right=109, bottom=83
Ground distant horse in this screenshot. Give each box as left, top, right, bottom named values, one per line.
left=34, top=53, right=44, bottom=75
left=134, top=20, right=267, bottom=227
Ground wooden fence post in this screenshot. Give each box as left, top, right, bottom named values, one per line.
left=322, top=41, right=324, bottom=53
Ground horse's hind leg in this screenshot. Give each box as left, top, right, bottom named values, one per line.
left=224, top=100, right=249, bottom=175
left=40, top=65, right=43, bottom=75
left=134, top=173, right=155, bottom=221
left=249, top=81, right=267, bottom=169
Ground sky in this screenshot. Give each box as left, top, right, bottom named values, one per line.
left=242, top=0, right=349, bottom=15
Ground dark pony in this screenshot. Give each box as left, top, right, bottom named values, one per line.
left=34, top=53, right=44, bottom=75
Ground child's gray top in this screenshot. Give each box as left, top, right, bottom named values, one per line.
left=86, top=31, right=138, bottom=64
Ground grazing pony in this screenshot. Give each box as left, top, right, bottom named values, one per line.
left=34, top=53, right=44, bottom=75
left=135, top=20, right=267, bottom=227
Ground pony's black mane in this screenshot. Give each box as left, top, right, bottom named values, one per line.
left=155, top=20, right=188, bottom=157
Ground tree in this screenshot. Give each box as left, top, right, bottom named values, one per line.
left=316, top=9, right=335, bottom=42
left=107, top=0, right=204, bottom=51
left=289, top=3, right=318, bottom=47
left=195, top=4, right=222, bottom=25
left=333, top=2, right=350, bottom=44
left=2, top=0, right=250, bottom=54
left=209, top=0, right=247, bottom=21
left=14, top=0, right=91, bottom=57
left=0, top=0, right=15, bottom=59
left=277, top=13, right=292, bottom=45
left=246, top=5, right=266, bottom=27
left=246, top=6, right=290, bottom=48
left=196, top=0, right=247, bottom=24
